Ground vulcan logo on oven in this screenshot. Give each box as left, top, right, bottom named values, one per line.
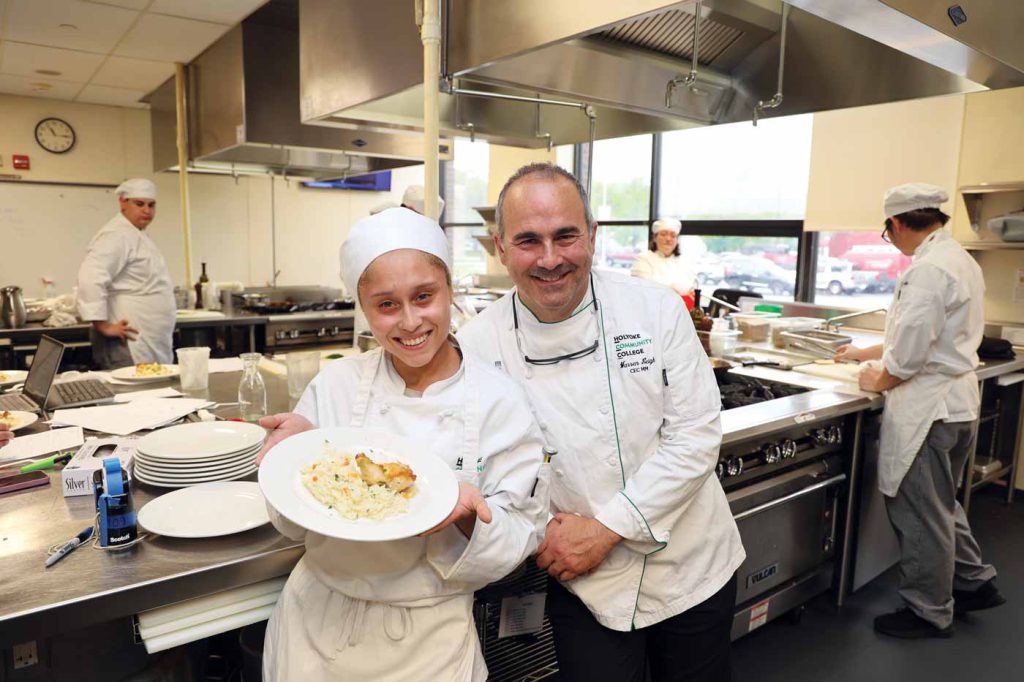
left=746, top=562, right=778, bottom=589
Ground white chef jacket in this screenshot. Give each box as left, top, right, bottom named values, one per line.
left=631, top=250, right=697, bottom=294
left=458, top=269, right=745, bottom=631
left=263, top=345, right=546, bottom=681
left=76, top=213, right=176, bottom=364
left=878, top=228, right=984, bottom=496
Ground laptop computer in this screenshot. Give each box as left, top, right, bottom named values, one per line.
left=0, top=335, right=116, bottom=413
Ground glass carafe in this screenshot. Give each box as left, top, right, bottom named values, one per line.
left=238, top=353, right=267, bottom=423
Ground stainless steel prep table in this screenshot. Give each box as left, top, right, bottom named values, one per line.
left=0, top=368, right=303, bottom=648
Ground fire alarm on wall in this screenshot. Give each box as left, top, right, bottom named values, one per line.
left=12, top=155, right=29, bottom=170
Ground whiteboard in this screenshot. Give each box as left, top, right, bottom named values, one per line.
left=0, top=182, right=116, bottom=299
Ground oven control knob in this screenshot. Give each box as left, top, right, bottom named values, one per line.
left=780, top=439, right=797, bottom=459
left=763, top=444, right=781, bottom=464
left=726, top=458, right=744, bottom=477
left=812, top=429, right=830, bottom=447
left=715, top=462, right=725, bottom=480
left=275, top=330, right=287, bottom=340
left=827, top=425, right=842, bottom=445
left=289, top=330, right=300, bottom=339
left=317, top=328, right=327, bottom=337
left=331, top=326, right=341, bottom=335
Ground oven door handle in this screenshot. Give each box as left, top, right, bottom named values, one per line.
left=732, top=473, right=847, bottom=522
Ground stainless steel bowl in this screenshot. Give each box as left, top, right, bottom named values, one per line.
left=357, top=331, right=379, bottom=352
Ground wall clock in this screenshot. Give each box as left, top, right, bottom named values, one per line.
left=35, top=117, right=76, bottom=154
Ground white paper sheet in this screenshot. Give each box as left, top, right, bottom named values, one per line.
left=208, top=358, right=244, bottom=374
left=114, top=387, right=183, bottom=402
left=50, top=398, right=213, bottom=436
left=0, top=426, right=85, bottom=462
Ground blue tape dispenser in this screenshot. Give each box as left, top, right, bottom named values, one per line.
left=93, top=457, right=137, bottom=548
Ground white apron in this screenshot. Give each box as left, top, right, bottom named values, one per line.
left=113, top=290, right=175, bottom=364
left=876, top=273, right=952, bottom=498
left=263, top=349, right=487, bottom=682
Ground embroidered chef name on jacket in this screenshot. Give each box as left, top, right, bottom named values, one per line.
left=614, top=333, right=655, bottom=373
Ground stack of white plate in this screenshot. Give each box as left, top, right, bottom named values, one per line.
left=134, top=421, right=266, bottom=488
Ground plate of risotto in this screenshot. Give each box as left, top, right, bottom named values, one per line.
left=258, top=427, right=459, bottom=541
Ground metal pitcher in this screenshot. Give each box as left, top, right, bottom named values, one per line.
left=1, top=286, right=27, bottom=328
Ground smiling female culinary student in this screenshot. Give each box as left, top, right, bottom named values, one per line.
left=257, top=208, right=547, bottom=682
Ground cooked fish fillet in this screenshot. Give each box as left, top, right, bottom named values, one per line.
left=355, top=453, right=387, bottom=486
left=381, top=462, right=416, bottom=493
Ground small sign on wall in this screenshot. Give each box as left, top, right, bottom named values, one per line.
left=12, top=154, right=29, bottom=170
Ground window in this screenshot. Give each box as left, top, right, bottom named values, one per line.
left=590, top=134, right=652, bottom=221
left=659, top=115, right=812, bottom=220
left=814, top=231, right=908, bottom=308
left=589, top=134, right=653, bottom=274
left=442, top=138, right=491, bottom=281
left=693, top=233, right=799, bottom=302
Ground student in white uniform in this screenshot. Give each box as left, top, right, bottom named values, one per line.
left=630, top=218, right=697, bottom=296
left=76, top=179, right=176, bottom=368
left=256, top=207, right=546, bottom=682
left=838, top=183, right=1004, bottom=639
left=458, top=164, right=745, bottom=682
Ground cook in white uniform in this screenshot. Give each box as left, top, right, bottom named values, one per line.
left=458, top=163, right=745, bottom=682
left=838, top=183, right=1003, bottom=639
left=76, top=179, right=175, bottom=368
left=256, top=208, right=546, bottom=682
left=630, top=218, right=698, bottom=296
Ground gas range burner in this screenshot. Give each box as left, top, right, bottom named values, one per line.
left=718, top=373, right=807, bottom=410
left=246, top=300, right=355, bottom=315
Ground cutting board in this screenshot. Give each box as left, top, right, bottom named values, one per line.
left=793, top=361, right=863, bottom=384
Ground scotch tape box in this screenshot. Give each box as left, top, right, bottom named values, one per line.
left=62, top=437, right=136, bottom=497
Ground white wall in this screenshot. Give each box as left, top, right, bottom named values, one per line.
left=0, top=93, right=423, bottom=297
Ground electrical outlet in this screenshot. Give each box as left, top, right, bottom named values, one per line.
left=13, top=641, right=38, bottom=669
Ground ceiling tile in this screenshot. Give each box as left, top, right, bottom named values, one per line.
left=5, top=0, right=138, bottom=53
left=76, top=83, right=147, bottom=107
left=0, top=73, right=82, bottom=100
left=149, top=0, right=267, bottom=25
left=114, top=13, right=227, bottom=62
left=91, top=55, right=173, bottom=92
left=82, top=0, right=149, bottom=9
left=0, top=42, right=104, bottom=82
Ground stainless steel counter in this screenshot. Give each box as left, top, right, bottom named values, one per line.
left=0, top=370, right=303, bottom=648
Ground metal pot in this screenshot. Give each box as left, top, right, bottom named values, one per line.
left=357, top=331, right=380, bottom=352
left=1, top=286, right=27, bottom=329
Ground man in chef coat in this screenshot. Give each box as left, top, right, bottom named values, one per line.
left=77, top=178, right=176, bottom=368
left=458, top=163, right=744, bottom=682
left=840, top=183, right=1004, bottom=639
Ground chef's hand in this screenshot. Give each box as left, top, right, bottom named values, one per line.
left=858, top=365, right=884, bottom=392
left=94, top=319, right=138, bottom=341
left=255, top=412, right=314, bottom=464
left=536, top=514, right=622, bottom=582
left=420, top=482, right=492, bottom=538
left=0, top=428, right=12, bottom=449
left=835, top=344, right=865, bottom=362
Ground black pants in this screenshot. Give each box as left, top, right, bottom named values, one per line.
left=546, top=575, right=736, bottom=682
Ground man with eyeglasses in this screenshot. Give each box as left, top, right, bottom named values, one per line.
left=837, top=183, right=1003, bottom=639
left=457, top=163, right=744, bottom=682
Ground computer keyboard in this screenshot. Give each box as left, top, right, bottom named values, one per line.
left=0, top=392, right=38, bottom=412
left=53, top=379, right=115, bottom=405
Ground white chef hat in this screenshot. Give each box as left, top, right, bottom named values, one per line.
left=401, top=185, right=445, bottom=217
left=651, top=218, right=682, bottom=235
left=339, top=207, right=452, bottom=296
left=115, top=178, right=156, bottom=199
left=883, top=183, right=949, bottom=219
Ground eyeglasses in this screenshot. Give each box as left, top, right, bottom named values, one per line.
left=512, top=275, right=600, bottom=366
left=881, top=218, right=893, bottom=244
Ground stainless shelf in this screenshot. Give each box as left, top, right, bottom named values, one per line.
left=960, top=182, right=1024, bottom=232
left=961, top=241, right=1024, bottom=251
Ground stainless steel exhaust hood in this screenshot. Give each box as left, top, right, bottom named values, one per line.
left=299, top=0, right=1024, bottom=147
left=150, top=0, right=451, bottom=177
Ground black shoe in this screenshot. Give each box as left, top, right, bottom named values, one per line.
left=954, top=580, right=1006, bottom=615
left=874, top=608, right=954, bottom=639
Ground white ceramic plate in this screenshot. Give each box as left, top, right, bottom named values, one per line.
left=0, top=410, right=37, bottom=431
left=110, top=364, right=181, bottom=383
left=135, top=443, right=261, bottom=468
left=0, top=370, right=28, bottom=388
left=134, top=458, right=256, bottom=481
left=134, top=465, right=257, bottom=488
left=137, top=481, right=269, bottom=537
left=135, top=453, right=258, bottom=476
left=137, top=421, right=266, bottom=460
left=259, top=427, right=459, bottom=542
